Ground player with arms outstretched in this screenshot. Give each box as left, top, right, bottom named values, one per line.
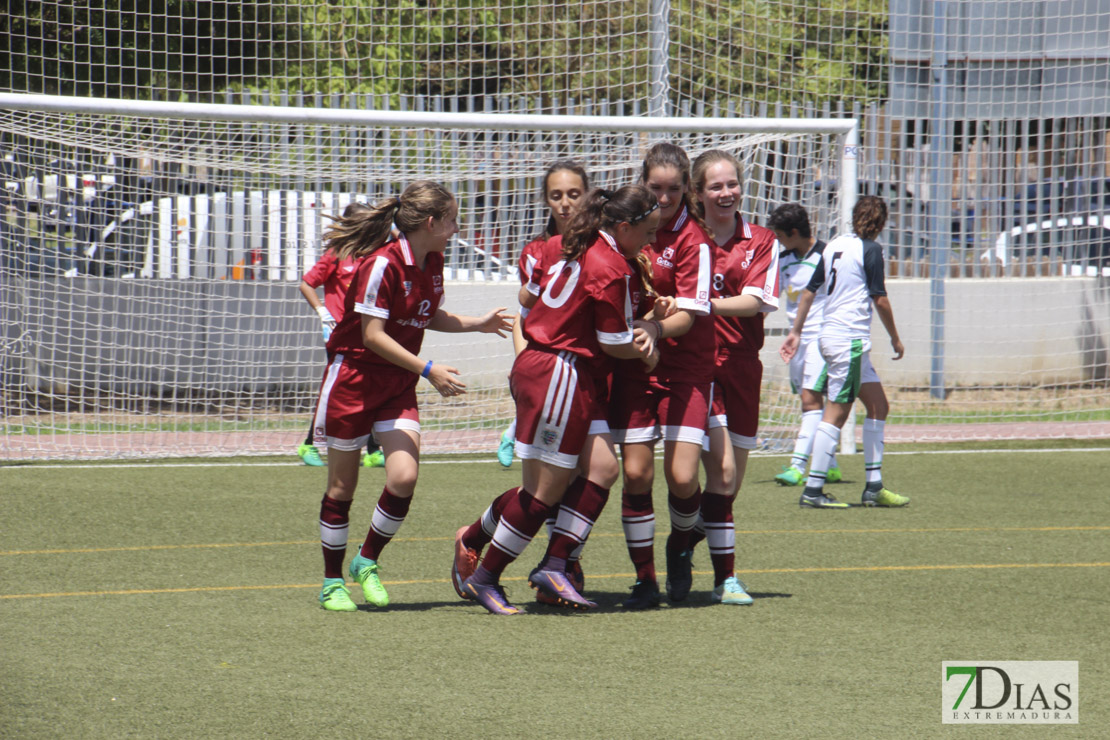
left=781, top=195, right=909, bottom=509
left=313, top=182, right=512, bottom=612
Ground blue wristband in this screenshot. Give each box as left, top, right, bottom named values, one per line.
left=421, top=360, right=433, bottom=378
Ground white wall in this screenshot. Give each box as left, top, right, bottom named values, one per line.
left=430, top=276, right=1110, bottom=389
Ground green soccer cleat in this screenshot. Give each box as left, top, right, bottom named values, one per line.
left=711, top=576, right=753, bottom=605
left=298, top=443, right=324, bottom=467
left=774, top=465, right=805, bottom=486
left=348, top=553, right=389, bottom=607
left=861, top=487, right=910, bottom=507
left=362, top=449, right=385, bottom=468
left=799, top=491, right=851, bottom=509
left=826, top=466, right=843, bottom=483
left=318, top=578, right=357, bottom=612
left=497, top=427, right=515, bottom=468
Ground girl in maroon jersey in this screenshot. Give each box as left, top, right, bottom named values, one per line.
left=313, top=181, right=512, bottom=612
left=687, top=149, right=781, bottom=606
left=460, top=185, right=661, bottom=615
left=454, top=163, right=600, bottom=608
left=498, top=161, right=590, bottom=467
left=297, top=202, right=384, bottom=470
left=609, top=142, right=718, bottom=609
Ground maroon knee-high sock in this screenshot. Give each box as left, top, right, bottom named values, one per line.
left=546, top=477, right=611, bottom=562
left=478, top=488, right=552, bottom=578
left=700, top=491, right=736, bottom=586
left=666, top=487, right=702, bottom=554
left=461, top=487, right=518, bottom=551
left=319, top=495, right=352, bottom=579
left=621, top=490, right=656, bottom=582
left=359, top=488, right=411, bottom=561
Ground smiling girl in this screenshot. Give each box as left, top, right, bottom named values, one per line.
left=313, top=181, right=512, bottom=612
left=608, top=142, right=717, bottom=609
left=690, top=149, right=781, bottom=606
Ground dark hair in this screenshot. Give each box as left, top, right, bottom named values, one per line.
left=562, top=185, right=659, bottom=295
left=768, top=203, right=812, bottom=239
left=341, top=201, right=371, bottom=219
left=852, top=195, right=888, bottom=241
left=691, top=149, right=744, bottom=220
left=534, top=160, right=590, bottom=240
left=640, top=141, right=707, bottom=232
left=326, top=180, right=454, bottom=260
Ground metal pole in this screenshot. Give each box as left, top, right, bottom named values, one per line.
left=928, top=0, right=952, bottom=400
left=648, top=0, right=671, bottom=120
left=840, top=121, right=860, bottom=455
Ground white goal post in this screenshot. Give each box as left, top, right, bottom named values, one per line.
left=0, top=92, right=858, bottom=460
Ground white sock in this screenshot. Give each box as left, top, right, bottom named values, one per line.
left=790, top=410, right=823, bottom=470
left=505, top=419, right=517, bottom=439
left=804, top=422, right=841, bottom=490
left=864, top=418, right=885, bottom=484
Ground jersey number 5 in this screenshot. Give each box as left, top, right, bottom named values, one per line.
left=827, top=251, right=843, bottom=294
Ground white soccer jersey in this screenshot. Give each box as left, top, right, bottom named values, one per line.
left=780, top=239, right=827, bottom=340
left=805, top=233, right=887, bottom=340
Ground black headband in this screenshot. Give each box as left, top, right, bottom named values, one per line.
left=628, top=201, right=659, bottom=224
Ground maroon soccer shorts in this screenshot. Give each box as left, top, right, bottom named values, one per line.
left=313, top=353, right=420, bottom=451
left=510, top=348, right=594, bottom=469
left=609, top=375, right=710, bottom=445
left=708, top=354, right=762, bottom=450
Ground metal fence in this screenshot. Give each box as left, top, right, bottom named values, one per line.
left=3, top=92, right=1108, bottom=281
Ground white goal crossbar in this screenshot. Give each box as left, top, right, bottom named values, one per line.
left=0, top=92, right=860, bottom=236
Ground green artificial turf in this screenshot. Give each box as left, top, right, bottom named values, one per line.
left=1, top=448, right=1106, bottom=738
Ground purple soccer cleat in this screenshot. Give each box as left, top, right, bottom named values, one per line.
left=528, top=567, right=596, bottom=610
left=463, top=576, right=521, bottom=615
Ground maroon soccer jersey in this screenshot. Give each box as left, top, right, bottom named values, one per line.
left=521, top=231, right=635, bottom=374
left=711, top=217, right=780, bottom=360
left=326, top=234, right=445, bottom=369
left=518, top=236, right=548, bottom=286
left=645, top=205, right=717, bottom=383
left=302, top=251, right=361, bottom=320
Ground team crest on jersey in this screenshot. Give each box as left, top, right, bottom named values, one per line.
left=663, top=247, right=675, bottom=261
left=540, top=426, right=559, bottom=448
left=432, top=275, right=442, bottom=286
left=741, top=248, right=755, bottom=269
left=403, top=280, right=412, bottom=296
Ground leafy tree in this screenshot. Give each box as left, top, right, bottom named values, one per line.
left=2, top=1, right=889, bottom=107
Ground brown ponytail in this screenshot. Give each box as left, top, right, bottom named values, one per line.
left=561, top=185, right=658, bottom=262
left=326, top=181, right=454, bottom=260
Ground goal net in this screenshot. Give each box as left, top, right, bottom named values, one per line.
left=4, top=0, right=1110, bottom=461
left=0, top=96, right=854, bottom=459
